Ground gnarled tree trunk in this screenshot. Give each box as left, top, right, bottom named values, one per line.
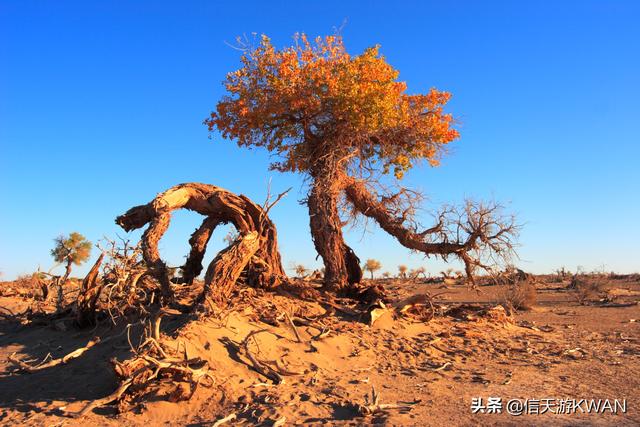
left=115, top=183, right=286, bottom=307
left=307, top=174, right=362, bottom=293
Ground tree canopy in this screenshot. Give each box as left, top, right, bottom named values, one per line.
left=51, top=232, right=92, bottom=266
left=206, top=34, right=459, bottom=179
left=364, top=259, right=382, bottom=279
left=207, top=34, right=518, bottom=292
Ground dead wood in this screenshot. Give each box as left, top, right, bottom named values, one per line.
left=351, top=385, right=419, bottom=416
left=115, top=183, right=287, bottom=307
left=73, top=327, right=214, bottom=417
left=9, top=335, right=107, bottom=373
left=284, top=311, right=303, bottom=342
left=201, top=231, right=260, bottom=308
left=75, top=252, right=105, bottom=327
left=241, top=330, right=284, bottom=384
left=211, top=413, right=237, bottom=426
left=74, top=379, right=133, bottom=417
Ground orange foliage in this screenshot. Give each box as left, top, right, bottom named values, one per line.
left=206, top=34, right=459, bottom=179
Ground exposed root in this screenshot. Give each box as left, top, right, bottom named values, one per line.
left=230, top=329, right=307, bottom=385
left=284, top=311, right=302, bottom=343
left=211, top=413, right=237, bottom=426
left=73, top=328, right=215, bottom=417
left=73, top=379, right=133, bottom=418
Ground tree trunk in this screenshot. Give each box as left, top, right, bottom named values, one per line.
left=62, top=259, right=73, bottom=283
left=201, top=231, right=260, bottom=308
left=307, top=175, right=362, bottom=292
left=116, top=183, right=287, bottom=307
left=182, top=216, right=221, bottom=284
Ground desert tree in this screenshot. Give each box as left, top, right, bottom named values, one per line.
left=364, top=259, right=382, bottom=279
left=116, top=183, right=287, bottom=305
left=207, top=34, right=518, bottom=293
left=294, top=264, right=308, bottom=278
left=51, top=232, right=92, bottom=283
left=413, top=266, right=427, bottom=279
left=223, top=230, right=240, bottom=246
left=398, top=265, right=408, bottom=279
left=382, top=271, right=391, bottom=279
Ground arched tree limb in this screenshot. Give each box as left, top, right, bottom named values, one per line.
left=115, top=183, right=287, bottom=306
left=344, top=178, right=518, bottom=284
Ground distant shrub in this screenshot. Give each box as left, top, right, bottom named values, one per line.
left=294, top=264, right=308, bottom=278
left=498, top=281, right=537, bottom=313
left=569, top=275, right=606, bottom=305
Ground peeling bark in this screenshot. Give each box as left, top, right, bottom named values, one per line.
left=201, top=231, right=260, bottom=306
left=116, top=183, right=286, bottom=305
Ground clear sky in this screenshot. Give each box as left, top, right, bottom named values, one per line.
left=1, top=1, right=639, bottom=280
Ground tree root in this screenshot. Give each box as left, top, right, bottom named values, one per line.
left=72, top=328, right=215, bottom=417
left=229, top=329, right=306, bottom=384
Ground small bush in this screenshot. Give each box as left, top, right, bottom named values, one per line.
left=498, top=281, right=537, bottom=313
left=569, top=275, right=606, bottom=305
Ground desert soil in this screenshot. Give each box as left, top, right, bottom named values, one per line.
left=0, top=277, right=638, bottom=426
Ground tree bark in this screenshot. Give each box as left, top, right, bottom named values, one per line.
left=307, top=176, right=362, bottom=292
left=201, top=231, right=260, bottom=307
left=344, top=178, right=467, bottom=255
left=182, top=216, right=220, bottom=284
left=62, top=259, right=73, bottom=283
left=116, top=183, right=286, bottom=306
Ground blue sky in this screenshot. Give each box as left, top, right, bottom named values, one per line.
left=1, top=1, right=639, bottom=279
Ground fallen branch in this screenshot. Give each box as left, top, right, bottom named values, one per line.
left=212, top=413, right=237, bottom=427
left=284, top=311, right=302, bottom=343
left=241, top=330, right=284, bottom=384
left=73, top=379, right=133, bottom=418
left=9, top=337, right=101, bottom=372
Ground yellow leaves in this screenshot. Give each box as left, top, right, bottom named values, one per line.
left=206, top=33, right=459, bottom=177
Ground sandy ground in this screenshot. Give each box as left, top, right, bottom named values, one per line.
left=0, top=276, right=638, bottom=426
